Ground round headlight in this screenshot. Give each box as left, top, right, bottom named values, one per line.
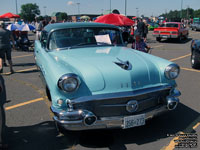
left=165, top=64, right=180, bottom=80
left=58, top=74, right=80, bottom=92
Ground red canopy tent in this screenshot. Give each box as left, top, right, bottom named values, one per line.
left=0, top=12, right=20, bottom=18
left=94, top=13, right=134, bottom=26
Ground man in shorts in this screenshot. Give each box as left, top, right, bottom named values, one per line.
left=0, top=21, right=15, bottom=74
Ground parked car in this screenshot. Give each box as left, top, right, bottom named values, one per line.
left=191, top=39, right=200, bottom=69
left=190, top=22, right=200, bottom=31
left=153, top=22, right=189, bottom=42
left=34, top=22, right=181, bottom=132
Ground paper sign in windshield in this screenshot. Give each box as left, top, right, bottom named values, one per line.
left=95, top=34, right=112, bottom=45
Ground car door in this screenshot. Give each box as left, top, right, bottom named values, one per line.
left=34, top=30, right=49, bottom=82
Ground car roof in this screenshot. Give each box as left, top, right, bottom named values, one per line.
left=44, top=22, right=120, bottom=32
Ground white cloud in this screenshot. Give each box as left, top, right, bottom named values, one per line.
left=67, top=1, right=75, bottom=6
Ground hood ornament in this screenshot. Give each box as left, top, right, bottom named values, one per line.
left=114, top=58, right=132, bottom=70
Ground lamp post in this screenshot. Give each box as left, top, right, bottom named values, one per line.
left=77, top=3, right=80, bottom=15
left=136, top=8, right=139, bottom=17
left=43, top=6, right=47, bottom=16
left=180, top=0, right=183, bottom=18
left=15, top=0, right=18, bottom=14
left=110, top=0, right=112, bottom=13
left=125, top=0, right=127, bottom=16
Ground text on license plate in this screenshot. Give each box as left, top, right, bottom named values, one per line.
left=123, top=114, right=145, bottom=129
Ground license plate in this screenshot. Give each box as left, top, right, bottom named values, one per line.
left=161, top=35, right=168, bottom=38
left=123, top=114, right=145, bottom=129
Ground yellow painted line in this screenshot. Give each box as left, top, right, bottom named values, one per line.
left=13, top=54, right=33, bottom=59
left=5, top=97, right=44, bottom=110
left=193, top=122, right=200, bottom=130
left=169, top=53, right=191, bottom=62
left=162, top=132, right=184, bottom=150
left=181, top=67, right=200, bottom=73
left=0, top=67, right=37, bottom=75
left=14, top=67, right=37, bottom=73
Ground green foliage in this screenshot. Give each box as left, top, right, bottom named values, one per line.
left=20, top=3, right=40, bottom=22
left=56, top=12, right=68, bottom=22
left=194, top=9, right=200, bottom=18
left=160, top=8, right=200, bottom=20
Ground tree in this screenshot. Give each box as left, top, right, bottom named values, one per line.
left=20, top=3, right=40, bottom=22
left=56, top=12, right=68, bottom=22
left=194, top=9, right=200, bottom=18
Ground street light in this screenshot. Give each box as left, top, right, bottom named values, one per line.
left=77, top=3, right=80, bottom=15
left=180, top=0, right=183, bottom=18
left=43, top=6, right=47, bottom=16
left=15, top=0, right=18, bottom=14
left=136, top=8, right=139, bottom=17
left=125, top=0, right=127, bottom=16
left=110, top=0, right=112, bottom=13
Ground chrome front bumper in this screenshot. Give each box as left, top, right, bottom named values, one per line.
left=52, top=105, right=168, bottom=131
left=51, top=87, right=181, bottom=131
left=153, top=34, right=178, bottom=39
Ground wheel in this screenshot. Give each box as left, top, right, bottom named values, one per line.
left=191, top=50, right=200, bottom=69
left=156, top=37, right=161, bottom=42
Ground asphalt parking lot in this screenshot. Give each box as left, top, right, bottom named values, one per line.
left=2, top=30, right=200, bottom=150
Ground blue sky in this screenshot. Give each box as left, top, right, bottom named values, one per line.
left=1, top=0, right=200, bottom=17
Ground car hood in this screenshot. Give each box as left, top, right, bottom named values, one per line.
left=49, top=47, right=162, bottom=93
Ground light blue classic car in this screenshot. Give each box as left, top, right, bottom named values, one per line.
left=34, top=22, right=181, bottom=131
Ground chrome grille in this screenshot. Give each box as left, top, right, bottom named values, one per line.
left=72, top=89, right=170, bottom=117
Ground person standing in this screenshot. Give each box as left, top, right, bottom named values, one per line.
left=137, top=19, right=145, bottom=39
left=0, top=21, right=15, bottom=74
left=143, top=20, right=149, bottom=42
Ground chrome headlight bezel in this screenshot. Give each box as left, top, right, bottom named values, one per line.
left=58, top=73, right=81, bottom=92
left=165, top=64, right=180, bottom=80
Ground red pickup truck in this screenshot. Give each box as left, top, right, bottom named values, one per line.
left=153, top=22, right=189, bottom=42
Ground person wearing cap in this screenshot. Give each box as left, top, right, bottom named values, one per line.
left=0, top=21, right=15, bottom=74
left=131, top=33, right=150, bottom=53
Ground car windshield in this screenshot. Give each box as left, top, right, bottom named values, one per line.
left=160, top=23, right=178, bottom=28
left=48, top=27, right=123, bottom=50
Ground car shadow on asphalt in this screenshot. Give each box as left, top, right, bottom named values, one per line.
left=158, top=38, right=192, bottom=44
left=6, top=103, right=200, bottom=150
left=13, top=63, right=36, bottom=67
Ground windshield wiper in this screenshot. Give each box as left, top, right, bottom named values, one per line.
left=67, top=42, right=97, bottom=49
